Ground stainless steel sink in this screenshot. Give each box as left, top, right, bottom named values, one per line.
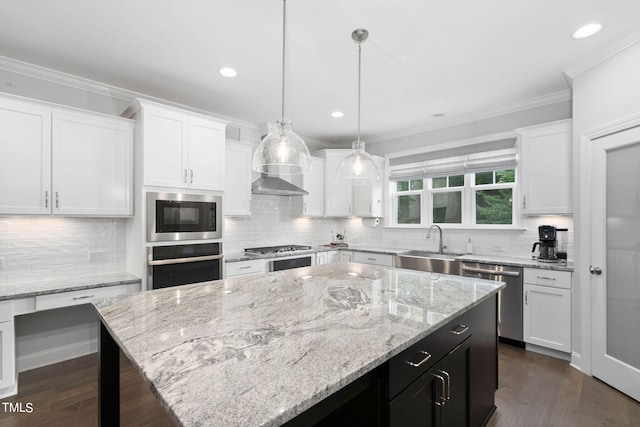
left=395, top=251, right=461, bottom=275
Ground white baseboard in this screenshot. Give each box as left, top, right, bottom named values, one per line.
left=570, top=351, right=583, bottom=372
left=17, top=339, right=97, bottom=373
left=525, top=343, right=571, bottom=361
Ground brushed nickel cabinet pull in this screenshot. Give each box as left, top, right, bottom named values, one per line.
left=44, top=191, right=48, bottom=208
left=450, top=324, right=469, bottom=335
left=433, top=373, right=447, bottom=406
left=190, top=169, right=194, bottom=184
left=55, top=192, right=59, bottom=208
left=406, top=350, right=432, bottom=368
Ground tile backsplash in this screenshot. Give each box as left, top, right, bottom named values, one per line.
left=224, top=195, right=338, bottom=254
left=0, top=217, right=126, bottom=284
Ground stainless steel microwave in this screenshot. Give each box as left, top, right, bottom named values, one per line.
left=147, top=192, right=222, bottom=242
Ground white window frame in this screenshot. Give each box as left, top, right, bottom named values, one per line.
left=389, top=170, right=519, bottom=229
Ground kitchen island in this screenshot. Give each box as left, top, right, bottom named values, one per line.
left=93, top=262, right=503, bottom=426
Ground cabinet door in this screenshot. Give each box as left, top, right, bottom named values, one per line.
left=519, top=120, right=572, bottom=215
left=326, top=251, right=338, bottom=264
left=302, top=156, right=324, bottom=217
left=339, top=251, right=353, bottom=262
left=388, top=363, right=439, bottom=427
left=188, top=117, right=226, bottom=191
left=316, top=252, right=328, bottom=265
left=225, top=141, right=253, bottom=216
left=0, top=100, right=51, bottom=214
left=52, top=112, right=133, bottom=216
left=523, top=283, right=571, bottom=352
left=440, top=339, right=471, bottom=427
left=143, top=107, right=188, bottom=188
left=322, top=151, right=353, bottom=217
left=353, top=156, right=384, bottom=217
left=0, top=320, right=16, bottom=392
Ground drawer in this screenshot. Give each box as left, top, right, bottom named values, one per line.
left=353, top=252, right=394, bottom=267
left=35, top=284, right=136, bottom=311
left=226, top=259, right=266, bottom=277
left=524, top=268, right=571, bottom=289
left=386, top=308, right=473, bottom=400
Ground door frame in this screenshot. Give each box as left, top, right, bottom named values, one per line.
left=578, top=112, right=640, bottom=376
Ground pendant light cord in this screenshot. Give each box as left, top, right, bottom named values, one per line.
left=281, top=0, right=287, bottom=121
left=357, top=40, right=362, bottom=142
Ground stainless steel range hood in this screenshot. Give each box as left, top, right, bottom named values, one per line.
left=251, top=174, right=308, bottom=196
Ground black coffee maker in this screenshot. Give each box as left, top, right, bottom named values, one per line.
left=532, top=225, right=558, bottom=262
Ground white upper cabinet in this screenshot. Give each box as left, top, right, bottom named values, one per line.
left=518, top=119, right=572, bottom=215
left=318, top=150, right=354, bottom=217
left=225, top=141, right=253, bottom=216
left=136, top=100, right=227, bottom=191
left=316, top=149, right=384, bottom=218
left=301, top=156, right=324, bottom=217
left=52, top=112, right=133, bottom=216
left=353, top=156, right=385, bottom=218
left=0, top=100, right=51, bottom=214
left=0, top=94, right=133, bottom=216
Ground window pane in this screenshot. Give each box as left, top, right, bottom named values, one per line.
left=449, top=175, right=464, bottom=187
left=432, top=177, right=446, bottom=189
left=496, top=169, right=515, bottom=183
left=475, top=171, right=493, bottom=185
left=396, top=181, right=409, bottom=192
left=397, top=195, right=421, bottom=224
left=432, top=192, right=462, bottom=223
left=476, top=189, right=513, bottom=224
left=410, top=179, right=424, bottom=190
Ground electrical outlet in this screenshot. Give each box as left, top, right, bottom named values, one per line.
left=391, top=240, right=399, bottom=246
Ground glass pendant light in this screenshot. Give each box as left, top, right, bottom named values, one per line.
left=335, top=29, right=380, bottom=185
left=252, top=0, right=312, bottom=175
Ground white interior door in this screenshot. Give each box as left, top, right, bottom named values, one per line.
left=590, top=125, right=640, bottom=402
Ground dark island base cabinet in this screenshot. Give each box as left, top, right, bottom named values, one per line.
left=285, top=295, right=498, bottom=427
left=389, top=337, right=471, bottom=427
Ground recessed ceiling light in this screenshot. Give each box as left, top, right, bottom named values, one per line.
left=218, top=67, right=238, bottom=78
left=330, top=111, right=344, bottom=118
left=572, top=23, right=603, bottom=40
left=432, top=113, right=445, bottom=118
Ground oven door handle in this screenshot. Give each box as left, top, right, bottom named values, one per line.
left=147, top=254, right=224, bottom=266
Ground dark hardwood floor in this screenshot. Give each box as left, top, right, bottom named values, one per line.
left=0, top=344, right=638, bottom=426
left=488, top=344, right=640, bottom=427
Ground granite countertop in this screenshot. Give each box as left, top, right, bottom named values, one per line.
left=456, top=254, right=574, bottom=272
left=0, top=272, right=141, bottom=301
left=225, top=246, right=573, bottom=271
left=93, top=262, right=503, bottom=427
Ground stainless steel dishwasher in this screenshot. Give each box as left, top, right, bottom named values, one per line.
left=461, top=262, right=524, bottom=347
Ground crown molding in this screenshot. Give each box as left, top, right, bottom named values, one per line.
left=0, top=55, right=261, bottom=131
left=562, top=25, right=640, bottom=80
left=366, top=89, right=572, bottom=145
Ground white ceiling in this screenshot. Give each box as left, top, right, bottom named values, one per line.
left=1, top=1, right=640, bottom=144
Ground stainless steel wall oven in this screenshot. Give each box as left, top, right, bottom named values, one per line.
left=147, top=242, right=223, bottom=289
left=147, top=192, right=222, bottom=242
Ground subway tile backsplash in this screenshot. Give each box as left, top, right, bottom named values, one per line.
left=0, top=217, right=126, bottom=284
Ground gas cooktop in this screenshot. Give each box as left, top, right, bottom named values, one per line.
left=244, top=245, right=312, bottom=255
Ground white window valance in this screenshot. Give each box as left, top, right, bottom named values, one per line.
left=389, top=138, right=517, bottom=181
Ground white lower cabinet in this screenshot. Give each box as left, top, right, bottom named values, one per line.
left=352, top=251, right=394, bottom=267
left=316, top=251, right=338, bottom=265
left=225, top=259, right=267, bottom=278
left=523, top=268, right=572, bottom=353
left=339, top=251, right=353, bottom=262
left=0, top=319, right=16, bottom=394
